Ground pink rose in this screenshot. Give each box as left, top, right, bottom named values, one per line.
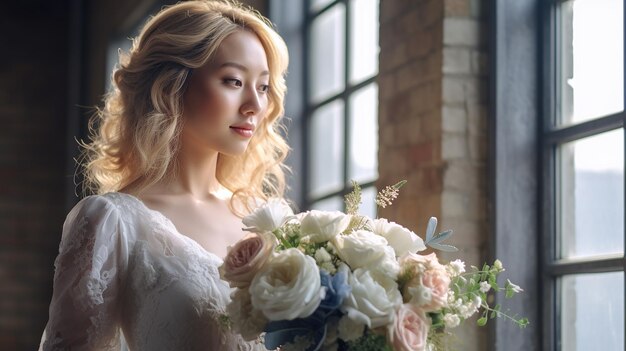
left=388, top=304, right=430, bottom=351
left=219, top=233, right=275, bottom=288
left=399, top=252, right=451, bottom=311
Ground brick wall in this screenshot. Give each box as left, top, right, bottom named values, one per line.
left=0, top=2, right=70, bottom=350
left=377, top=0, right=488, bottom=350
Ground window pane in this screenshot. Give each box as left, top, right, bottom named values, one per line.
left=311, top=196, right=344, bottom=212
left=560, top=272, right=624, bottom=350
left=348, top=83, right=378, bottom=182
left=360, top=186, right=377, bottom=219
left=310, top=3, right=345, bottom=103
left=309, top=100, right=345, bottom=196
left=559, top=0, right=624, bottom=125
left=349, top=0, right=379, bottom=83
left=559, top=129, right=624, bottom=258
left=310, top=0, right=335, bottom=13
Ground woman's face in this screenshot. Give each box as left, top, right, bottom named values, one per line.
left=182, top=30, right=270, bottom=156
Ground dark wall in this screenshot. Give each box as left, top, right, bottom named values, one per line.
left=0, top=1, right=70, bottom=350
left=0, top=1, right=269, bottom=350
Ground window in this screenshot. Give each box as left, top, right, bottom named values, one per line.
left=542, top=0, right=625, bottom=350
left=304, top=0, right=380, bottom=216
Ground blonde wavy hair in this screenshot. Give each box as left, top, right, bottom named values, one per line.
left=78, top=0, right=290, bottom=216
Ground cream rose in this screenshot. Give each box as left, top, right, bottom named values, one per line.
left=226, top=288, right=268, bottom=341
left=219, top=233, right=275, bottom=288
left=333, top=230, right=400, bottom=278
left=249, top=248, right=325, bottom=320
left=242, top=198, right=294, bottom=233
left=387, top=304, right=430, bottom=351
left=337, top=314, right=365, bottom=342
left=399, top=253, right=451, bottom=311
left=371, top=218, right=426, bottom=256
left=300, top=210, right=352, bottom=243
left=341, top=268, right=402, bottom=329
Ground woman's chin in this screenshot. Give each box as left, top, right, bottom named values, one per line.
left=219, top=144, right=250, bottom=157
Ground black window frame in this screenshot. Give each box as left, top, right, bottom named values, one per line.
left=540, top=0, right=626, bottom=350
left=302, top=0, right=379, bottom=212
left=488, top=0, right=541, bottom=349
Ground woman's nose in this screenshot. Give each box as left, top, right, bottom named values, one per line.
left=240, top=87, right=263, bottom=116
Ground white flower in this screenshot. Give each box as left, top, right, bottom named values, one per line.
left=473, top=295, right=482, bottom=308
left=226, top=289, right=268, bottom=341
left=337, top=314, right=365, bottom=341
left=407, top=285, right=433, bottom=306
left=479, top=281, right=491, bottom=293
left=314, top=247, right=332, bottom=263
left=494, top=259, right=504, bottom=271
left=371, top=218, right=426, bottom=256
left=341, top=268, right=402, bottom=329
left=300, top=210, right=352, bottom=243
left=443, top=313, right=460, bottom=329
left=447, top=290, right=457, bottom=304
left=333, top=230, right=399, bottom=278
left=249, top=248, right=325, bottom=320
left=242, top=198, right=294, bottom=233
left=320, top=261, right=337, bottom=274
left=451, top=298, right=463, bottom=309
left=448, top=259, right=466, bottom=276
left=458, top=297, right=481, bottom=319
left=507, top=279, right=523, bottom=293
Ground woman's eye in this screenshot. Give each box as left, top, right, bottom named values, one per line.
left=259, top=85, right=270, bottom=93
left=224, top=78, right=242, bottom=87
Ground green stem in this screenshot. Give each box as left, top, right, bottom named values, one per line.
left=480, top=302, right=526, bottom=326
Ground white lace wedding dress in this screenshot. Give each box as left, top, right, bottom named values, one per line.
left=38, top=192, right=267, bottom=351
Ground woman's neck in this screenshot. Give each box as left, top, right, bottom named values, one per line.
left=174, top=149, right=221, bottom=197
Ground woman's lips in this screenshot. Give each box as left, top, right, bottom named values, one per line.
left=230, top=126, right=254, bottom=138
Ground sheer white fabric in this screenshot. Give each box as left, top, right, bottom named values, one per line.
left=39, top=192, right=266, bottom=351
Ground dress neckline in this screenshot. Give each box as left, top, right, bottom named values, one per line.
left=111, top=191, right=224, bottom=262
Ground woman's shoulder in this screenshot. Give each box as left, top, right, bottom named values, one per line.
left=66, top=192, right=145, bottom=226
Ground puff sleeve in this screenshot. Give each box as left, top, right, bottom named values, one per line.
left=39, top=195, right=129, bottom=351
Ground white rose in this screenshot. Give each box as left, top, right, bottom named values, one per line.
left=242, top=198, right=294, bottom=233
left=300, top=210, right=352, bottom=243
left=338, top=314, right=365, bottom=342
left=371, top=218, right=426, bottom=256
left=341, top=268, right=402, bottom=329
left=333, top=230, right=400, bottom=278
left=226, top=288, right=268, bottom=341
left=249, top=248, right=325, bottom=320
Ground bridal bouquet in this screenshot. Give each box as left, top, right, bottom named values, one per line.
left=219, top=181, right=528, bottom=351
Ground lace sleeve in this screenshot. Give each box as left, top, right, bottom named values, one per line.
left=39, top=195, right=128, bottom=351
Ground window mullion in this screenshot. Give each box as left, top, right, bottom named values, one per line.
left=342, top=0, right=350, bottom=211
left=548, top=256, right=625, bottom=275
left=622, top=0, right=626, bottom=345
left=303, top=0, right=311, bottom=210
left=545, top=112, right=625, bottom=145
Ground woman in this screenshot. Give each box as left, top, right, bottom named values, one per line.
left=38, top=1, right=289, bottom=350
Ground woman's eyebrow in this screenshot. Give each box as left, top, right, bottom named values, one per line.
left=220, top=61, right=269, bottom=76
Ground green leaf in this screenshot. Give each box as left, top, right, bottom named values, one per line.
left=392, top=180, right=407, bottom=190
left=505, top=287, right=514, bottom=299
left=477, top=316, right=488, bottom=326
left=518, top=318, right=530, bottom=328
